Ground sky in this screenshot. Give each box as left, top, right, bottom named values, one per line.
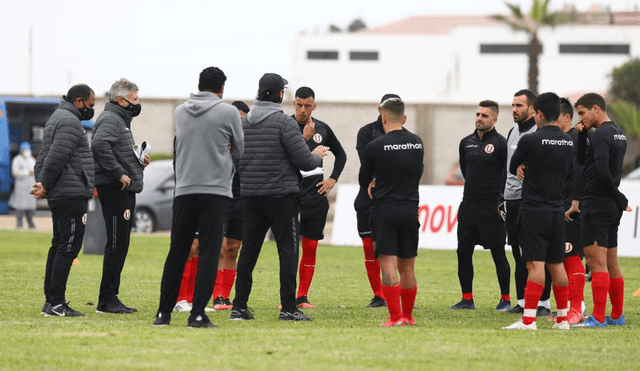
left=1, top=0, right=638, bottom=100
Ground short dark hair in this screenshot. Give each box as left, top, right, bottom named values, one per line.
left=533, top=92, right=561, bottom=124
left=514, top=89, right=536, bottom=105
left=65, top=84, right=94, bottom=102
left=295, top=86, right=315, bottom=100
left=575, top=93, right=606, bottom=111
left=560, top=97, right=573, bottom=120
left=199, top=67, right=226, bottom=93
left=231, top=101, right=250, bottom=114
left=479, top=99, right=499, bottom=116
left=380, top=93, right=400, bottom=104
left=380, top=97, right=404, bottom=122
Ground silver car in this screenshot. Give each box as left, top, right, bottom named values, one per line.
left=134, top=159, right=174, bottom=233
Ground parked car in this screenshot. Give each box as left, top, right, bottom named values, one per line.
left=134, top=160, right=174, bottom=233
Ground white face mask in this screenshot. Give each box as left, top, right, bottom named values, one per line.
left=21, top=149, right=32, bottom=157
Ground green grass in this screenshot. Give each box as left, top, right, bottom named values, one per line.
left=1, top=230, right=639, bottom=370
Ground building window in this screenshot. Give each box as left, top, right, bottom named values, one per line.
left=307, top=51, right=339, bottom=60
left=559, top=44, right=629, bottom=54
left=350, top=51, right=379, bottom=61
left=480, top=44, right=541, bottom=54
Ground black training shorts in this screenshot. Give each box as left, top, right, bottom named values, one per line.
left=580, top=202, right=623, bottom=249
left=354, top=189, right=373, bottom=237
left=457, top=201, right=506, bottom=250
left=224, top=197, right=244, bottom=241
left=371, top=203, right=419, bottom=259
left=299, top=196, right=329, bottom=240
left=517, top=209, right=565, bottom=264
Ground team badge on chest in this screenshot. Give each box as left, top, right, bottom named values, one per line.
left=484, top=144, right=494, bottom=154
left=313, top=133, right=323, bottom=143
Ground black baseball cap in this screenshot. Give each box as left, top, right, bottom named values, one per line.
left=259, top=73, right=288, bottom=95
left=380, top=93, right=400, bottom=104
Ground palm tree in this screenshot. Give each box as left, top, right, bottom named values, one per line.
left=492, top=0, right=574, bottom=93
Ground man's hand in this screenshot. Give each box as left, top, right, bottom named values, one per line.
left=516, top=163, right=527, bottom=181
left=497, top=201, right=507, bottom=224
left=317, top=178, right=336, bottom=197
left=311, top=145, right=329, bottom=158
left=565, top=200, right=580, bottom=222
left=142, top=155, right=150, bottom=168
left=302, top=121, right=315, bottom=141
left=119, top=174, right=132, bottom=190
left=575, top=123, right=585, bottom=133
left=367, top=179, right=376, bottom=199
left=30, top=182, right=48, bottom=199
left=625, top=205, right=633, bottom=212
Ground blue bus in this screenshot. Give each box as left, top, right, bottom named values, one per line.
left=0, top=96, right=93, bottom=213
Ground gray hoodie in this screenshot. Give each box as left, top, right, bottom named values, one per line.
left=174, top=91, right=243, bottom=198
left=240, top=100, right=321, bottom=197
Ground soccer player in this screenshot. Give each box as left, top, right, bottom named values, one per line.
left=571, top=93, right=632, bottom=328
left=211, top=101, right=251, bottom=310
left=292, top=87, right=347, bottom=308
left=358, top=97, right=423, bottom=327
left=504, top=89, right=552, bottom=316
left=450, top=100, right=511, bottom=311
left=503, top=92, right=573, bottom=331
left=555, top=98, right=587, bottom=324
left=354, top=93, right=401, bottom=308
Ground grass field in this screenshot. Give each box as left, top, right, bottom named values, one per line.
left=1, top=230, right=639, bottom=371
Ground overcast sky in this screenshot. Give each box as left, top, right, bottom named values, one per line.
left=1, top=0, right=637, bottom=100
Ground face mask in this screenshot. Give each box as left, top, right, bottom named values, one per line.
left=79, top=100, right=94, bottom=120
left=123, top=98, right=142, bottom=117
left=21, top=149, right=32, bottom=158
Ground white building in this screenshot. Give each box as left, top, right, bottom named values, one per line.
left=294, top=13, right=640, bottom=104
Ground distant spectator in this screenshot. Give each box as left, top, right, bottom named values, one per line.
left=9, top=142, right=37, bottom=230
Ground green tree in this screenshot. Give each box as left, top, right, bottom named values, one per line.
left=609, top=59, right=640, bottom=141
left=492, top=0, right=574, bottom=93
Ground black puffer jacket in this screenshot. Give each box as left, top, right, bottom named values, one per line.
left=34, top=100, right=94, bottom=200
left=91, top=102, right=144, bottom=193
left=239, top=100, right=321, bottom=197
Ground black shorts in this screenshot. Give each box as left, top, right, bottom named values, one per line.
left=354, top=189, right=372, bottom=237
left=225, top=197, right=244, bottom=241
left=457, top=201, right=506, bottom=250
left=299, top=196, right=329, bottom=240
left=517, top=209, right=565, bottom=264
left=580, top=203, right=622, bottom=249
left=370, top=204, right=419, bottom=259
left=564, top=211, right=582, bottom=257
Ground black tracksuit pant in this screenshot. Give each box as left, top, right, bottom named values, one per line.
left=97, top=184, right=136, bottom=304
left=233, top=195, right=300, bottom=313
left=44, top=198, right=88, bottom=306
left=157, top=194, right=230, bottom=317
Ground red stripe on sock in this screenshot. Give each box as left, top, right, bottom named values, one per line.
left=523, top=281, right=544, bottom=325
left=462, top=292, right=473, bottom=301
left=553, top=284, right=569, bottom=323
left=563, top=255, right=586, bottom=312
left=501, top=294, right=511, bottom=302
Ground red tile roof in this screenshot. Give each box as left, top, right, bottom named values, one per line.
left=365, top=15, right=499, bottom=35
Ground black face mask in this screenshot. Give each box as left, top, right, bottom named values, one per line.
left=123, top=98, right=142, bottom=117
left=79, top=101, right=94, bottom=120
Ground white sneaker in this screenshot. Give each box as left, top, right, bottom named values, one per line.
left=502, top=319, right=537, bottom=330
left=205, top=307, right=215, bottom=312
left=173, top=300, right=192, bottom=312
left=552, top=320, right=570, bottom=330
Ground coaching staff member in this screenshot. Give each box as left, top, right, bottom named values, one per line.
left=450, top=100, right=511, bottom=311
left=354, top=93, right=401, bottom=308
left=231, top=73, right=327, bottom=321
left=359, top=97, right=423, bottom=327
left=154, top=66, right=243, bottom=328
left=32, top=84, right=96, bottom=317
left=572, top=93, right=631, bottom=328
left=92, top=78, right=148, bottom=314
left=292, top=86, right=347, bottom=308
left=503, top=92, right=572, bottom=331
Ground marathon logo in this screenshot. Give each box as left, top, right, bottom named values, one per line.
left=541, top=139, right=573, bottom=146
left=614, top=134, right=627, bottom=141
left=384, top=143, right=423, bottom=151
left=466, top=144, right=478, bottom=148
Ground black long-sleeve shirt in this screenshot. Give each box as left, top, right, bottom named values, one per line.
left=576, top=121, right=628, bottom=209
left=459, top=128, right=507, bottom=203
left=563, top=128, right=583, bottom=209
left=359, top=129, right=424, bottom=209
left=509, top=125, right=573, bottom=211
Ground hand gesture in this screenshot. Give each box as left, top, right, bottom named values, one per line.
left=316, top=178, right=336, bottom=197
left=565, top=200, right=580, bottom=222
left=311, top=145, right=329, bottom=158
left=119, top=174, right=132, bottom=190
left=303, top=121, right=315, bottom=141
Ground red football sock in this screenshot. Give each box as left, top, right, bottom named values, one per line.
left=222, top=269, right=236, bottom=299
left=564, top=255, right=585, bottom=313
left=297, top=237, right=318, bottom=298
left=591, top=271, right=610, bottom=323
left=382, top=284, right=402, bottom=322
left=401, top=286, right=417, bottom=320
left=178, top=257, right=198, bottom=303
left=609, top=277, right=625, bottom=320
left=501, top=294, right=511, bottom=302
left=523, top=281, right=544, bottom=325
left=363, top=237, right=384, bottom=299
left=462, top=292, right=473, bottom=301
left=553, top=284, right=569, bottom=323
left=212, top=269, right=224, bottom=299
